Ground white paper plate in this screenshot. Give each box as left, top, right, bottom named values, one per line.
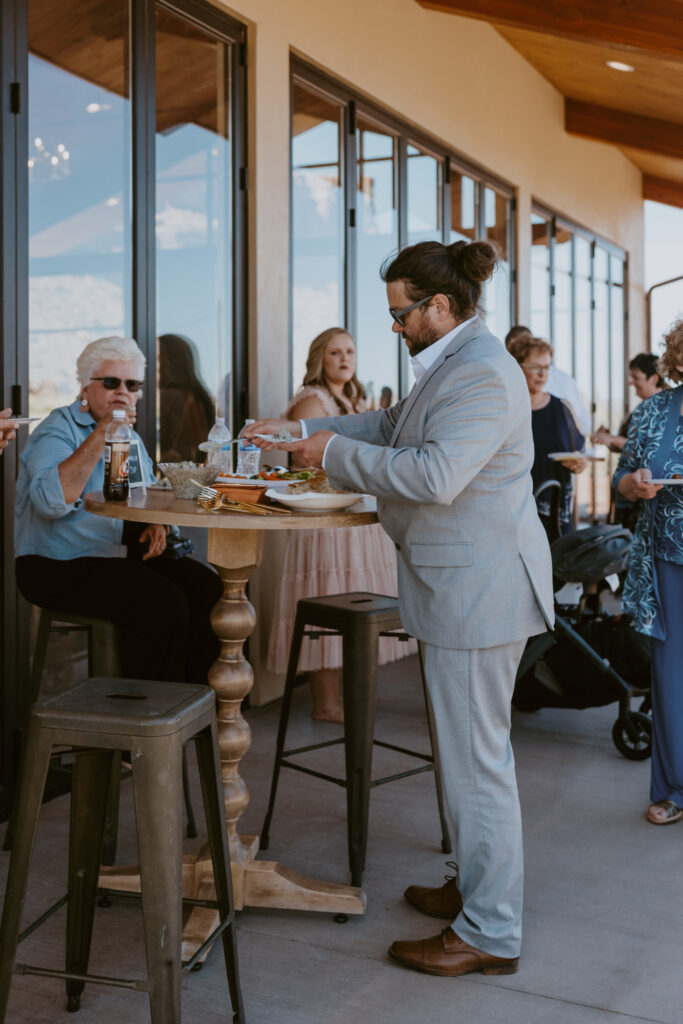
left=264, top=487, right=365, bottom=513
left=650, top=478, right=683, bottom=485
left=214, top=475, right=268, bottom=487
left=548, top=451, right=603, bottom=461
left=6, top=416, right=40, bottom=425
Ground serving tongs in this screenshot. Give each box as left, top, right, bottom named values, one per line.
left=192, top=482, right=291, bottom=516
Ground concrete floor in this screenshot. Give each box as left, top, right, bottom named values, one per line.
left=1, top=653, right=678, bottom=1024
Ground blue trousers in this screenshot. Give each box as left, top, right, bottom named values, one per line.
left=651, top=559, right=683, bottom=805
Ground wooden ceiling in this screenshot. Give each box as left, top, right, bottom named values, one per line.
left=29, top=0, right=224, bottom=137
left=416, top=0, right=683, bottom=207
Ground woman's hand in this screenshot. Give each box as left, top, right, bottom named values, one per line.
left=242, top=418, right=301, bottom=442
left=139, top=524, right=167, bottom=560
left=93, top=406, right=137, bottom=438
left=561, top=457, right=588, bottom=474
left=0, top=408, right=17, bottom=453
left=590, top=425, right=625, bottom=453
left=618, top=467, right=663, bottom=502
left=590, top=426, right=612, bottom=446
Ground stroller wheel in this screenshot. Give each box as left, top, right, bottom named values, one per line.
left=612, top=711, right=652, bottom=761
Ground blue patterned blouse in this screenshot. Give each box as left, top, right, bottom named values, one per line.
left=613, top=387, right=683, bottom=638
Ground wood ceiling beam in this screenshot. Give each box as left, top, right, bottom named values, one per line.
left=643, top=174, right=683, bottom=210
left=415, top=1, right=683, bottom=60
left=565, top=99, right=683, bottom=160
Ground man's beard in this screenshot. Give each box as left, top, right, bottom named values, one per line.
left=403, top=324, right=441, bottom=357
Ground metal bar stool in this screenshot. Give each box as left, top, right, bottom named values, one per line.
left=260, top=592, right=451, bottom=887
left=3, top=608, right=197, bottom=863
left=0, top=677, right=245, bottom=1024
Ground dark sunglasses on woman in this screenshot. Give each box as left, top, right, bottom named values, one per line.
left=90, top=377, right=144, bottom=392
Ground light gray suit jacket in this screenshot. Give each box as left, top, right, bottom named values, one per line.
left=305, top=317, right=554, bottom=650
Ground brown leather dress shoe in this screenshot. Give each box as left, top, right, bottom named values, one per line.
left=404, top=862, right=463, bottom=919
left=389, top=927, right=519, bottom=977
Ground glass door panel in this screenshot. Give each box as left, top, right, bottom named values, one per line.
left=450, top=171, right=477, bottom=243
left=610, top=256, right=626, bottom=430
left=530, top=213, right=551, bottom=339
left=291, top=83, right=345, bottom=392
left=155, top=8, right=233, bottom=460
left=482, top=187, right=511, bottom=340
left=28, top=0, right=131, bottom=419
left=407, top=144, right=442, bottom=243
left=355, top=116, right=399, bottom=409
left=609, top=256, right=626, bottom=491
left=593, top=246, right=611, bottom=518
left=574, top=236, right=593, bottom=521
left=553, top=227, right=573, bottom=375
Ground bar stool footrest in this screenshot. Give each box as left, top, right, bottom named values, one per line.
left=14, top=963, right=150, bottom=992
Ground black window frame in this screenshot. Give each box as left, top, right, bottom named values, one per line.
left=290, top=57, right=517, bottom=399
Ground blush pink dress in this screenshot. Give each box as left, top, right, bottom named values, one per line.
left=267, top=385, right=417, bottom=673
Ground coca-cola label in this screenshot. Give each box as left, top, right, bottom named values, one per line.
left=105, top=442, right=130, bottom=484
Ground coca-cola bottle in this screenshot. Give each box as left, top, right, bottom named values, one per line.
left=104, top=409, right=132, bottom=501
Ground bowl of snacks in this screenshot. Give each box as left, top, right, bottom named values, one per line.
left=157, top=461, right=217, bottom=499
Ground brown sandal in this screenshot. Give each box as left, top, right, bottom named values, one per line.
left=646, top=800, right=683, bottom=825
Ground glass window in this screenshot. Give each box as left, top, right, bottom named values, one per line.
left=593, top=246, right=611, bottom=518
left=407, top=144, right=442, bottom=243
left=530, top=213, right=551, bottom=339
left=483, top=187, right=511, bottom=340
left=450, top=171, right=477, bottom=243
left=574, top=236, right=593, bottom=521
left=28, top=0, right=131, bottom=419
left=289, top=65, right=517, bottom=404
left=609, top=255, right=626, bottom=486
left=574, top=236, right=593, bottom=422
left=610, top=255, right=626, bottom=431
left=355, top=117, right=399, bottom=409
left=155, top=8, right=233, bottom=460
left=553, top=227, right=573, bottom=375
left=291, top=83, right=345, bottom=391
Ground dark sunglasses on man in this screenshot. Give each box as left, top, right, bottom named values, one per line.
left=90, top=377, right=144, bottom=392
left=388, top=294, right=435, bottom=328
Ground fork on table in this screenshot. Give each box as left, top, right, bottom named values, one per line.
left=193, top=483, right=291, bottom=516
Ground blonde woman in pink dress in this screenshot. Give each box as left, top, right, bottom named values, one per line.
left=268, top=327, right=416, bottom=722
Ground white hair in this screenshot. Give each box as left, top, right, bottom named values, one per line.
left=77, top=336, right=146, bottom=389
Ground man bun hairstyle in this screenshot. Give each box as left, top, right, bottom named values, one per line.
left=381, top=240, right=498, bottom=319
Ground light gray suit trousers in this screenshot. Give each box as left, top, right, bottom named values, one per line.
left=421, top=637, right=539, bottom=958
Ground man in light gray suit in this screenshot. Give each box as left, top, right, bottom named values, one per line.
left=248, top=239, right=553, bottom=977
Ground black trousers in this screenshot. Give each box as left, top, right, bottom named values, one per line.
left=16, top=554, right=223, bottom=686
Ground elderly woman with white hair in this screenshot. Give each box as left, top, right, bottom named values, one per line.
left=15, top=335, right=221, bottom=684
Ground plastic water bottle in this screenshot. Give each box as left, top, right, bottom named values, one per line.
left=207, top=417, right=232, bottom=474
left=104, top=410, right=132, bottom=501
left=235, top=419, right=260, bottom=478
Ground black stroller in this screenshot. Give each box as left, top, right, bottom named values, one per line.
left=514, top=489, right=652, bottom=761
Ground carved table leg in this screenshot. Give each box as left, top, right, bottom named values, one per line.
left=101, top=526, right=365, bottom=965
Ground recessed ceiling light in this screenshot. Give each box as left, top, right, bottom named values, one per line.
left=606, top=60, right=634, bottom=72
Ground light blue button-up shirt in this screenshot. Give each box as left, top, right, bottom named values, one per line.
left=15, top=400, right=155, bottom=561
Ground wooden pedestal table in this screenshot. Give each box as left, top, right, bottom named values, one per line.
left=85, top=489, right=374, bottom=960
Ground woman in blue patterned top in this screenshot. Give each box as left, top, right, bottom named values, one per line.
left=614, top=320, right=683, bottom=826
left=15, top=335, right=221, bottom=687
